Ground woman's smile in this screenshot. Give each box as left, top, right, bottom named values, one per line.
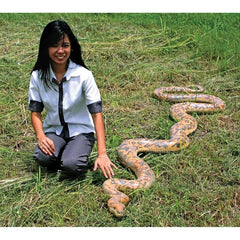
left=55, top=55, right=66, bottom=61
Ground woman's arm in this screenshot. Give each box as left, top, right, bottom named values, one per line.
left=31, top=112, right=55, bottom=156
left=91, top=112, right=117, bottom=178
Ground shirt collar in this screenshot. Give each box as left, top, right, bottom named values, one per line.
left=65, top=60, right=78, bottom=80
left=50, top=60, right=79, bottom=82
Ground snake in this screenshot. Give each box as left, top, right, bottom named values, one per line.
left=102, top=85, right=226, bottom=217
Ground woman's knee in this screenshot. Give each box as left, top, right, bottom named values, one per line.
left=61, top=156, right=88, bottom=175
left=32, top=133, right=66, bottom=168
left=33, top=147, right=58, bottom=167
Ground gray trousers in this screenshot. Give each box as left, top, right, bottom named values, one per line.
left=33, top=132, right=95, bottom=177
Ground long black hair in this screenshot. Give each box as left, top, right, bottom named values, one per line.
left=32, top=20, right=87, bottom=86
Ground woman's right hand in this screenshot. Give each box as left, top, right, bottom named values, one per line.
left=37, top=135, right=55, bottom=156
left=31, top=112, right=55, bottom=156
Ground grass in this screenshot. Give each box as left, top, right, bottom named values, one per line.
left=0, top=13, right=239, bottom=227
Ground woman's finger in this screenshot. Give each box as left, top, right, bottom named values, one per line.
left=110, top=162, right=118, bottom=170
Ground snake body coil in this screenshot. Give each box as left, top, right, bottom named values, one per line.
left=103, top=86, right=226, bottom=217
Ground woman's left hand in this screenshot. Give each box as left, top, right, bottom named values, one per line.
left=93, top=155, right=118, bottom=178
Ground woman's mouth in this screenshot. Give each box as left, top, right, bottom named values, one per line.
left=56, top=55, right=65, bottom=60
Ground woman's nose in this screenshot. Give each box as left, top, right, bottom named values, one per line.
left=57, top=46, right=64, bottom=53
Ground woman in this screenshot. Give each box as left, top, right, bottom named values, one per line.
left=28, top=20, right=117, bottom=179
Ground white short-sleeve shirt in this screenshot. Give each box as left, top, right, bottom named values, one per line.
left=28, top=60, right=102, bottom=137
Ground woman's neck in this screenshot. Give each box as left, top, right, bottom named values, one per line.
left=51, top=61, right=69, bottom=82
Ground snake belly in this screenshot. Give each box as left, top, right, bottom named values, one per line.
left=102, top=85, right=226, bottom=217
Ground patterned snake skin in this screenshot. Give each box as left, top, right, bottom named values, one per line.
left=103, top=85, right=226, bottom=217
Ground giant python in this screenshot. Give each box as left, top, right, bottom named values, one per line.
left=102, top=85, right=226, bottom=217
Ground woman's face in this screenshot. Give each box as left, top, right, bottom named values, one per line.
left=48, top=34, right=71, bottom=68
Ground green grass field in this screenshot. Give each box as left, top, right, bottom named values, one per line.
left=0, top=13, right=239, bottom=227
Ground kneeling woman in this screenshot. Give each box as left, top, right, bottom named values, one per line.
left=28, top=20, right=117, bottom=179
